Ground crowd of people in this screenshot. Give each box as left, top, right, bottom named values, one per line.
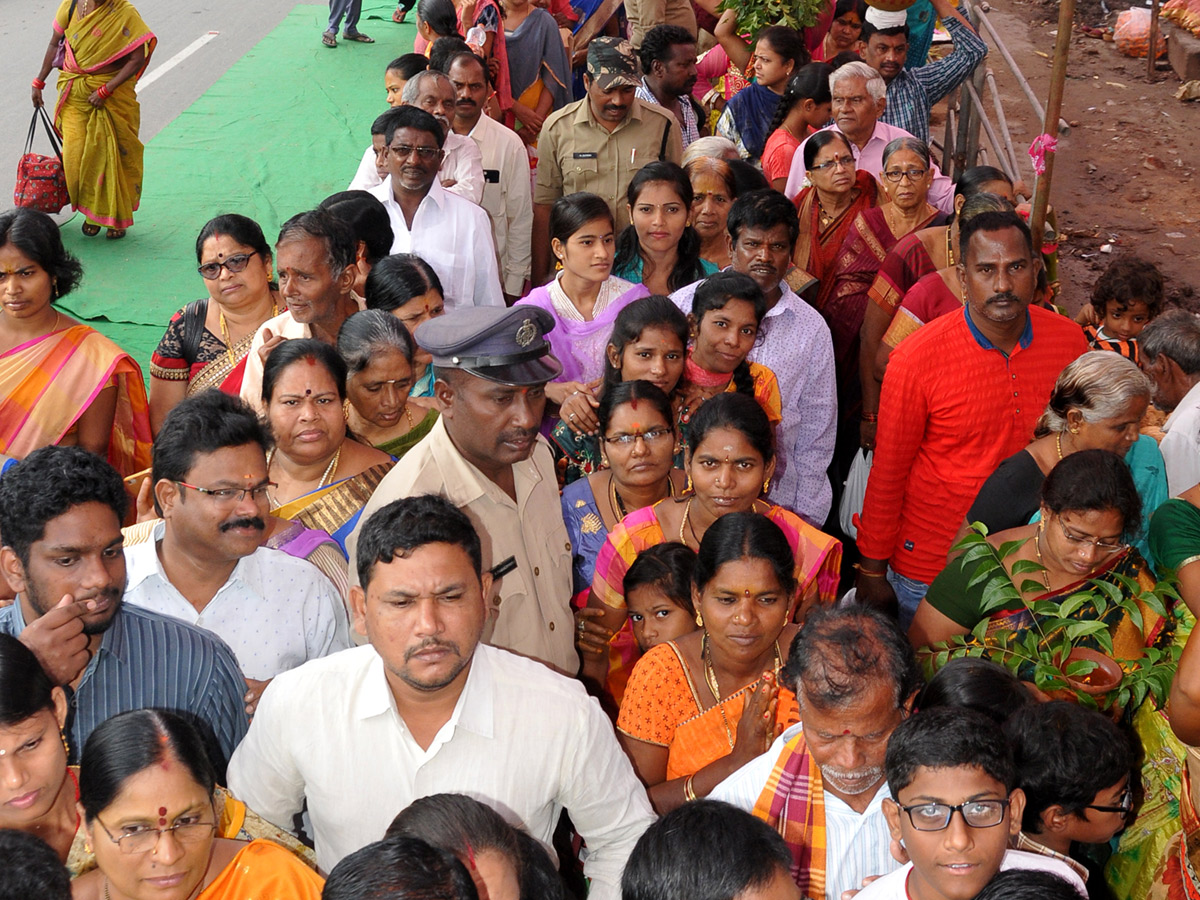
left=5, top=0, right=1200, bottom=899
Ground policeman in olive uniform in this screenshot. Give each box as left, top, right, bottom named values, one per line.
left=346, top=306, right=580, bottom=675
left=531, top=37, right=683, bottom=285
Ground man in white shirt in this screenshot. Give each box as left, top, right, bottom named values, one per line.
left=670, top=190, right=837, bottom=526
left=783, top=62, right=954, bottom=215
left=227, top=493, right=654, bottom=891
left=1141, top=310, right=1200, bottom=495
left=709, top=605, right=922, bottom=900
left=404, top=70, right=485, bottom=204
left=125, top=391, right=350, bottom=713
left=368, top=106, right=503, bottom=310
left=448, top=52, right=533, bottom=304
left=240, top=208, right=363, bottom=411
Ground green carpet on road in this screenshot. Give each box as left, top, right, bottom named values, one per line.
left=54, top=3, right=414, bottom=373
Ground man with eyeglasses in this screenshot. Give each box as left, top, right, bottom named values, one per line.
left=782, top=61, right=955, bottom=215
left=368, top=105, right=503, bottom=310
left=122, top=390, right=350, bottom=715
left=0, top=446, right=248, bottom=767
left=347, top=305, right=578, bottom=676
left=709, top=605, right=922, bottom=900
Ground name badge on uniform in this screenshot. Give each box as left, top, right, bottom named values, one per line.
left=572, top=152, right=598, bottom=159
left=484, top=169, right=500, bottom=183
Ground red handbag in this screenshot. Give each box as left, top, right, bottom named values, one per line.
left=14, top=107, right=70, bottom=214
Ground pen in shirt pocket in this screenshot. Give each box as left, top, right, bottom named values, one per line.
left=630, top=147, right=637, bottom=166
left=489, top=556, right=517, bottom=579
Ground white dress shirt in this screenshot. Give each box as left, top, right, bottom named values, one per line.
left=368, top=176, right=503, bottom=309
left=123, top=523, right=351, bottom=681
left=710, top=723, right=898, bottom=900
left=671, top=276, right=837, bottom=526
left=349, top=132, right=485, bottom=205
left=1161, top=379, right=1200, bottom=495
left=464, top=114, right=533, bottom=296
left=226, top=643, right=655, bottom=896
left=855, top=850, right=1086, bottom=899
left=783, top=121, right=955, bottom=216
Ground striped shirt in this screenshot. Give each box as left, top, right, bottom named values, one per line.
left=879, top=10, right=988, bottom=142
left=0, top=600, right=249, bottom=766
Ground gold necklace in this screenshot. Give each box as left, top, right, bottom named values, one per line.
left=1033, top=523, right=1052, bottom=591
left=265, top=446, right=341, bottom=506
left=611, top=473, right=674, bottom=521
left=1055, top=432, right=1064, bottom=460
left=220, top=299, right=278, bottom=367
left=701, top=634, right=784, bottom=750
left=945, top=224, right=956, bottom=268
left=678, top=497, right=693, bottom=545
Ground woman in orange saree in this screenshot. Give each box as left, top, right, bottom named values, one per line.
left=0, top=209, right=150, bottom=476
left=31, top=0, right=156, bottom=239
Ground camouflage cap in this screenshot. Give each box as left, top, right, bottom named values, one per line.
left=587, top=37, right=641, bottom=90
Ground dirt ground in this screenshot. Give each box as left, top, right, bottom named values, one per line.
left=943, top=0, right=1200, bottom=312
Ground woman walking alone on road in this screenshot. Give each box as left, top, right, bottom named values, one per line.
left=31, top=0, right=156, bottom=240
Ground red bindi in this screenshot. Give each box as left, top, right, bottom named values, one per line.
left=304, top=355, right=317, bottom=366
left=158, top=807, right=167, bottom=826
left=630, top=397, right=639, bottom=410
left=842, top=729, right=852, bottom=735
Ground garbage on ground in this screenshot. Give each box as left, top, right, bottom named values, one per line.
left=1177, top=81, right=1200, bottom=101
left=1114, top=7, right=1167, bottom=57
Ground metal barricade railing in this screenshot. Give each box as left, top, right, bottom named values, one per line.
left=938, top=1, right=1069, bottom=189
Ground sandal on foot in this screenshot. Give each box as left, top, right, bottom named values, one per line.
left=322, top=31, right=337, bottom=47
left=343, top=31, right=375, bottom=42
left=393, top=8, right=407, bottom=22
left=82, top=223, right=101, bottom=237
left=105, top=228, right=126, bottom=240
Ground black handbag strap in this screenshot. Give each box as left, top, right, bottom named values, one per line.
left=26, top=107, right=64, bottom=161
left=181, top=298, right=209, bottom=364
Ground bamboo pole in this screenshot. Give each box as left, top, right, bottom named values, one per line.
left=1148, top=0, right=1160, bottom=79
left=1029, top=0, right=1075, bottom=253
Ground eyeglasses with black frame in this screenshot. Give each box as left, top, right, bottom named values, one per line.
left=1055, top=517, right=1127, bottom=555
left=93, top=814, right=217, bottom=855
left=197, top=253, right=256, bottom=280
left=1085, top=785, right=1134, bottom=815
left=897, top=798, right=1011, bottom=831
left=175, top=481, right=275, bottom=506
left=881, top=168, right=928, bottom=183
left=601, top=428, right=673, bottom=447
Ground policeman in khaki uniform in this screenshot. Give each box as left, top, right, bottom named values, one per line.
left=346, top=305, right=579, bottom=675
left=531, top=37, right=683, bottom=285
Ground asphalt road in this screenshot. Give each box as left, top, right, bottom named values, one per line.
left=2, top=0, right=303, bottom=207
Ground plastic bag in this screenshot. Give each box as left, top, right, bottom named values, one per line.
left=1114, top=7, right=1166, bottom=58
left=838, top=449, right=872, bottom=540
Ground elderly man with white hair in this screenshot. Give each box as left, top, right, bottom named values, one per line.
left=783, top=61, right=955, bottom=214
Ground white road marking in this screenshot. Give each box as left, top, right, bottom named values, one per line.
left=137, top=31, right=220, bottom=91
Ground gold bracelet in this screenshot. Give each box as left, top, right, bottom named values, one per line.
left=683, top=774, right=697, bottom=802
left=853, top=563, right=888, bottom=578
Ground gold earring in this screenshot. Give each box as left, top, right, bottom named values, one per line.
left=695, top=612, right=704, bottom=627
left=686, top=474, right=693, bottom=493
left=762, top=478, right=771, bottom=495
left=61, top=730, right=69, bottom=756
left=343, top=399, right=351, bottom=421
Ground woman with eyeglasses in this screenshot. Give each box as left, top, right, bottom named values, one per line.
left=0, top=637, right=316, bottom=878
left=790, top=130, right=878, bottom=317
left=71, top=708, right=323, bottom=900
left=824, top=138, right=943, bottom=446
left=909, top=449, right=1163, bottom=654
left=149, top=214, right=281, bottom=434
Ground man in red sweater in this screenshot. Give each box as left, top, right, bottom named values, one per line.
left=854, top=210, right=1087, bottom=625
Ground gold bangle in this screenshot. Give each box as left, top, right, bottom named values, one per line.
left=853, top=563, right=888, bottom=578
left=683, top=774, right=697, bottom=802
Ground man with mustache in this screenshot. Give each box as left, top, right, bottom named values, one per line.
left=348, top=305, right=577, bottom=675
left=231, top=494, right=653, bottom=884
left=122, top=390, right=350, bottom=715
left=447, top=51, right=533, bottom=304
left=532, top=37, right=683, bottom=285
left=670, top=190, right=838, bottom=529
left=368, top=105, right=503, bottom=309
left=402, top=69, right=484, bottom=205
left=853, top=210, right=1087, bottom=625
left=709, top=605, right=922, bottom=900
left=635, top=25, right=702, bottom=148
left=0, top=446, right=248, bottom=765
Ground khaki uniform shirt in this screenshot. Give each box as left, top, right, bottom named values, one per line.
left=346, top=417, right=577, bottom=675
left=534, top=97, right=683, bottom=233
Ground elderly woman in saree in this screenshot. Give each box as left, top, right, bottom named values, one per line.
left=0, top=209, right=150, bottom=476
left=31, top=0, right=156, bottom=239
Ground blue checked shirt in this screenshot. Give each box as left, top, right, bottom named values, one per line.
left=880, top=10, right=987, bottom=142
left=0, top=600, right=249, bottom=766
